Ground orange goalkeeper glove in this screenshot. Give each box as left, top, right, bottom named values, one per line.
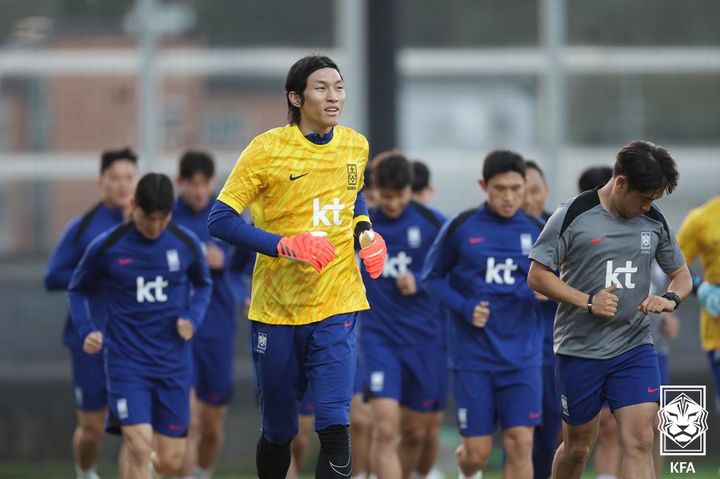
left=277, top=232, right=336, bottom=272
left=359, top=230, right=386, bottom=279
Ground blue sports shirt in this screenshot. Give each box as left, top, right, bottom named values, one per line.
left=422, top=204, right=544, bottom=371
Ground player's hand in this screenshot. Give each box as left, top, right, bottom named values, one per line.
left=277, top=232, right=336, bottom=273
left=698, top=281, right=720, bottom=317
left=83, top=331, right=103, bottom=354
left=591, top=284, right=619, bottom=318
left=637, top=295, right=675, bottom=315
left=660, top=313, right=680, bottom=339
left=205, top=242, right=225, bottom=270
left=396, top=272, right=417, bottom=295
left=359, top=230, right=386, bottom=279
left=472, top=301, right=490, bottom=328
left=177, top=318, right=194, bottom=340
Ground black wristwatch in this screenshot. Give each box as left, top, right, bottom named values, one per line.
left=661, top=291, right=681, bottom=311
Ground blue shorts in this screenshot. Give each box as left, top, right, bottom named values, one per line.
left=453, top=367, right=542, bottom=436
left=354, top=350, right=364, bottom=395
left=363, top=340, right=447, bottom=412
left=658, top=353, right=669, bottom=385
left=69, top=345, right=107, bottom=412
left=556, top=344, right=660, bottom=425
left=251, top=312, right=357, bottom=444
left=192, top=336, right=235, bottom=406
left=106, top=367, right=191, bottom=438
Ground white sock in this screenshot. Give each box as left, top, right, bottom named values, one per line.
left=596, top=476, right=617, bottom=479
left=195, top=466, right=212, bottom=479
left=75, top=465, right=100, bottom=479
left=457, top=469, right=482, bottom=479
left=352, top=474, right=367, bottom=479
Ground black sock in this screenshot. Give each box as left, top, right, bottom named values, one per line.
left=256, top=435, right=292, bottom=479
left=315, top=425, right=352, bottom=479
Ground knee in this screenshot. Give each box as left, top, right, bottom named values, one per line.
left=124, top=438, right=153, bottom=466
left=402, top=424, right=428, bottom=449
left=564, top=440, right=593, bottom=464
left=624, top=427, right=654, bottom=455
left=461, top=445, right=489, bottom=470
left=154, top=447, right=184, bottom=475
left=77, top=421, right=104, bottom=442
left=374, top=420, right=400, bottom=446
left=504, top=431, right=533, bottom=458
left=200, top=420, right=224, bottom=445
left=350, top=409, right=372, bottom=435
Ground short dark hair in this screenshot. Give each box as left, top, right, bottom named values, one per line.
left=373, top=150, right=413, bottom=191
left=525, top=160, right=545, bottom=182
left=482, top=149, right=526, bottom=183
left=285, top=55, right=342, bottom=125
left=578, top=166, right=613, bottom=192
left=100, top=147, right=137, bottom=174
left=135, top=173, right=174, bottom=214
left=411, top=161, right=431, bottom=192
left=613, top=140, right=679, bottom=194
left=179, top=150, right=215, bottom=180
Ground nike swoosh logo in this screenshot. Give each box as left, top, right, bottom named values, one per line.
left=289, top=172, right=309, bottom=181
left=468, top=237, right=485, bottom=244
left=529, top=412, right=541, bottom=419
left=648, top=387, right=660, bottom=393
left=118, top=258, right=134, bottom=265
left=343, top=321, right=353, bottom=328
left=590, top=236, right=606, bottom=245
left=329, top=458, right=352, bottom=477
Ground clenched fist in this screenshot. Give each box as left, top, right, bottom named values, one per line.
left=83, top=331, right=103, bottom=354
left=591, top=285, right=619, bottom=318
left=472, top=301, right=490, bottom=328
left=177, top=318, right=194, bottom=340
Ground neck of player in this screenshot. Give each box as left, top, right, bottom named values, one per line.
left=298, top=119, right=333, bottom=137
left=598, top=180, right=621, bottom=217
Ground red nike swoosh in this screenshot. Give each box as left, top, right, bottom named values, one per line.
left=590, top=236, right=606, bottom=245
left=343, top=321, right=353, bottom=328
left=117, top=258, right=134, bottom=265
left=648, top=387, right=659, bottom=393
left=168, top=423, right=184, bottom=431
left=529, top=412, right=541, bottom=419
left=468, top=237, right=485, bottom=244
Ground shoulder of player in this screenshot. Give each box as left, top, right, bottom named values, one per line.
left=90, top=222, right=134, bottom=258
left=641, top=204, right=671, bottom=237
left=445, top=207, right=481, bottom=240
left=335, top=125, right=368, bottom=146
left=517, top=210, right=545, bottom=233
left=408, top=201, right=445, bottom=230
left=558, top=189, right=602, bottom=236
left=166, top=222, right=204, bottom=258
left=69, top=201, right=105, bottom=242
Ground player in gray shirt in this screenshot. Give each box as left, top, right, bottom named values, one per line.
left=527, top=140, right=692, bottom=479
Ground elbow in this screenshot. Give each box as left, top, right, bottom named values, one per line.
left=527, top=265, right=542, bottom=292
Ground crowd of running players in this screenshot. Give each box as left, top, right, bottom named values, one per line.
left=44, top=55, right=720, bottom=479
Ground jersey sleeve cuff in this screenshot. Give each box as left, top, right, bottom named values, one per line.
left=217, top=192, right=244, bottom=214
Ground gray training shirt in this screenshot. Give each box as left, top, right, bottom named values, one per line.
left=529, top=189, right=685, bottom=360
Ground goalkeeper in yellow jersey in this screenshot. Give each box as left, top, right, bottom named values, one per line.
left=208, top=55, right=386, bottom=479
left=677, top=196, right=720, bottom=404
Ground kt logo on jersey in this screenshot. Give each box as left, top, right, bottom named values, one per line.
left=136, top=276, right=168, bottom=303
left=658, top=385, right=708, bottom=456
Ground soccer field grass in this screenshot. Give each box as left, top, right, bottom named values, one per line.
left=1, top=463, right=718, bottom=478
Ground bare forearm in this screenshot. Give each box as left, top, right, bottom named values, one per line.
left=528, top=264, right=588, bottom=310
left=667, top=264, right=693, bottom=301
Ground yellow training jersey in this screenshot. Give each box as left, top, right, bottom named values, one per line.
left=218, top=124, right=370, bottom=325
left=677, top=196, right=720, bottom=350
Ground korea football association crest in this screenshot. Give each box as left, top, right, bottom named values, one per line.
left=256, top=332, right=268, bottom=354
left=658, top=385, right=708, bottom=456
left=347, top=164, right=358, bottom=190
left=640, top=231, right=652, bottom=253
left=166, top=249, right=180, bottom=272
